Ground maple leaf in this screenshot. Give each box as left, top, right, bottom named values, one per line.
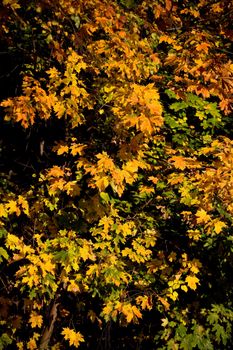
left=157, top=296, right=170, bottom=310
left=40, top=255, right=56, bottom=276
left=121, top=303, right=142, bottom=323
left=29, top=312, right=43, bottom=328
left=211, top=2, right=223, bottom=13
left=27, top=338, right=37, bottom=350
left=61, top=328, right=84, bottom=348
left=136, top=296, right=152, bottom=310
left=26, top=333, right=40, bottom=350
left=6, top=234, right=21, bottom=250
left=0, top=204, right=7, bottom=218
left=46, top=67, right=60, bottom=79
left=79, top=245, right=91, bottom=261
left=70, top=143, right=86, bottom=156
left=159, top=35, right=174, bottom=44
left=16, top=342, right=24, bottom=350
left=196, top=209, right=211, bottom=224
left=47, top=166, right=65, bottom=178
left=6, top=200, right=20, bottom=216
left=102, top=302, right=114, bottom=321
left=167, top=291, right=179, bottom=301
left=53, top=100, right=66, bottom=118
left=57, top=145, right=69, bottom=155
left=214, top=220, right=227, bottom=234
left=86, top=264, right=99, bottom=276
left=196, top=42, right=211, bottom=53
left=169, top=156, right=187, bottom=170
left=148, top=176, right=158, bottom=184
left=18, top=195, right=29, bottom=216
left=185, top=275, right=199, bottom=290
left=95, top=176, right=109, bottom=192
left=67, top=280, right=80, bottom=292
left=0, top=247, right=9, bottom=261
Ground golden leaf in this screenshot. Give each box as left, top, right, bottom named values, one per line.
left=148, top=176, right=158, bottom=184
left=167, top=291, right=179, bottom=301
left=79, top=245, right=90, bottom=261
left=18, top=195, right=29, bottom=216
left=121, top=303, right=142, bottom=323
left=196, top=42, right=211, bottom=53
left=214, top=220, right=227, bottom=234
left=0, top=204, right=7, bottom=218
left=6, top=200, right=20, bottom=216
left=70, top=143, right=86, bottom=156
left=27, top=338, right=37, bottom=350
left=57, top=145, right=69, bottom=155
left=136, top=295, right=152, bottom=310
left=169, top=156, right=187, bottom=170
left=61, top=328, right=84, bottom=348
left=26, top=333, right=40, bottom=350
left=181, top=285, right=188, bottom=292
left=47, top=166, right=65, bottom=178
left=16, top=342, right=24, bottom=350
left=196, top=209, right=211, bottom=224
left=29, top=312, right=43, bottom=328
left=6, top=234, right=21, bottom=250
left=157, top=296, right=170, bottom=310
left=185, top=275, right=199, bottom=290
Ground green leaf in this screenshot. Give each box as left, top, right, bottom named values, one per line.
left=100, top=192, right=110, bottom=203
left=0, top=247, right=9, bottom=261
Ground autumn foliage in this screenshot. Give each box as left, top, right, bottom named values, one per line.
left=0, top=0, right=233, bottom=348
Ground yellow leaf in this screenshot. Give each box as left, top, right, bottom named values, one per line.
left=121, top=303, right=141, bottom=323
left=196, top=209, right=211, bottom=224
left=26, top=333, right=40, bottom=350
left=17, top=342, right=24, bottom=350
left=132, top=305, right=142, bottom=319
left=61, top=328, right=84, bottom=348
left=185, top=275, right=199, bottom=290
left=47, top=166, right=65, bottom=178
left=70, top=143, right=86, bottom=156
left=27, top=338, right=37, bottom=350
left=6, top=200, right=20, bottom=216
left=102, top=302, right=114, bottom=319
left=79, top=245, right=90, bottom=261
left=29, top=312, right=43, bottom=328
left=214, top=220, right=227, bottom=234
left=190, top=265, right=199, bottom=274
left=0, top=204, right=7, bottom=218
left=57, top=145, right=69, bottom=155
left=46, top=67, right=60, bottom=79
left=18, top=195, right=29, bottom=216
left=67, top=280, right=80, bottom=292
left=181, top=285, right=188, bottom=292
left=95, top=176, right=109, bottom=191
left=167, top=291, right=179, bottom=301
left=6, top=234, right=21, bottom=250
left=136, top=295, right=152, bottom=310
left=159, top=35, right=174, bottom=44
left=3, top=0, right=20, bottom=9
left=86, top=264, right=98, bottom=276
left=40, top=255, right=56, bottom=275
